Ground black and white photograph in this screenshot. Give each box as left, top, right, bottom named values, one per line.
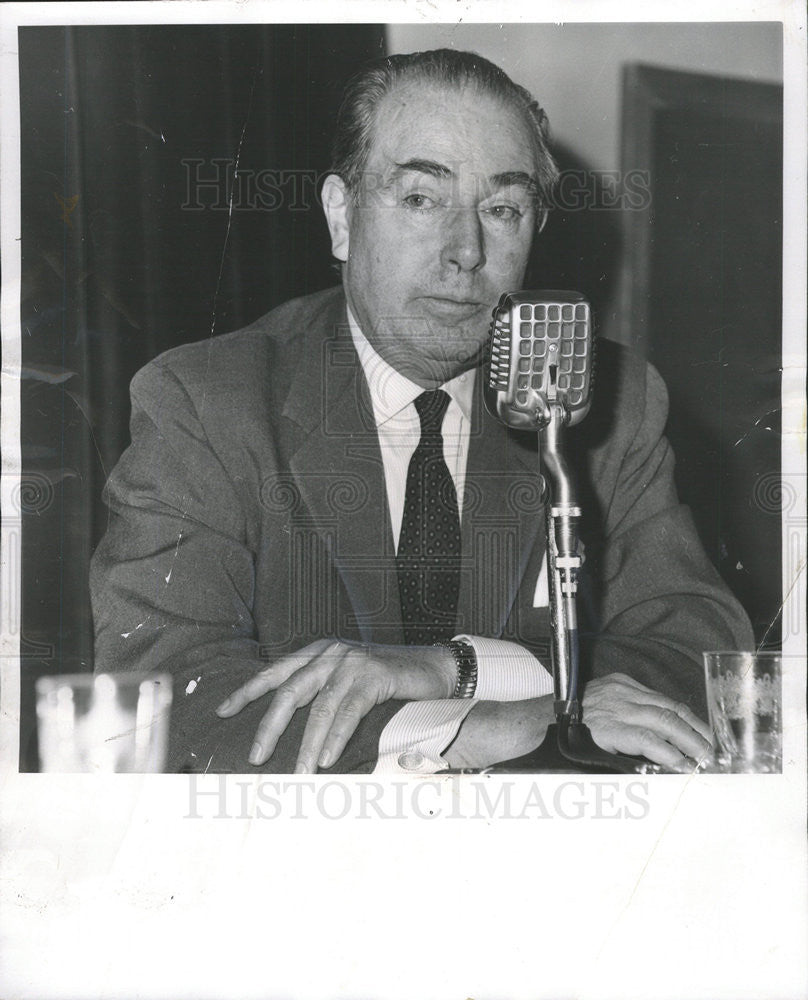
left=1, top=3, right=805, bottom=999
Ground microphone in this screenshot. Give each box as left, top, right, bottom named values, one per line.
left=483, top=290, right=644, bottom=774
left=485, top=290, right=593, bottom=432
left=486, top=289, right=591, bottom=713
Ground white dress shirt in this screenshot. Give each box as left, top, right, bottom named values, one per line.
left=345, top=308, right=553, bottom=774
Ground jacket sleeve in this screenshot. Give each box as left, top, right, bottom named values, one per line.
left=577, top=353, right=754, bottom=719
left=90, top=359, right=400, bottom=773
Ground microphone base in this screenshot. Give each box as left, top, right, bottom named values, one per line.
left=481, top=720, right=651, bottom=774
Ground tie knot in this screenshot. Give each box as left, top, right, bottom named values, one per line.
left=414, top=390, right=450, bottom=438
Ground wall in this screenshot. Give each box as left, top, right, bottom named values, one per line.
left=386, top=22, right=782, bottom=172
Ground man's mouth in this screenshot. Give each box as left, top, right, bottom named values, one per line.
left=419, top=296, right=486, bottom=321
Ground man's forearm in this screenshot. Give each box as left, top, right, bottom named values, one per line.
left=442, top=696, right=556, bottom=770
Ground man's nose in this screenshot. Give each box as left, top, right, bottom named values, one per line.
left=440, top=208, right=486, bottom=273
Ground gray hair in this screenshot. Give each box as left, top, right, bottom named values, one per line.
left=330, top=48, right=559, bottom=226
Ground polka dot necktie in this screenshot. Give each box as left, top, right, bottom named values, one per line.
left=396, top=390, right=461, bottom=646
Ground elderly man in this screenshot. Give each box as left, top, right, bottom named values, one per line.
left=90, top=48, right=752, bottom=774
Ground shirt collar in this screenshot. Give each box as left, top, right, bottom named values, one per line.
left=346, top=303, right=475, bottom=427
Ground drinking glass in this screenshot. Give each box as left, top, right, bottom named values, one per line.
left=703, top=651, right=781, bottom=773
left=36, top=672, right=172, bottom=772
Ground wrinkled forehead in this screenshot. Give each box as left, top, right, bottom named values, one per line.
left=365, top=78, right=536, bottom=184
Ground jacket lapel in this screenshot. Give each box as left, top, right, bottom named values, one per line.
left=456, top=380, right=545, bottom=638
left=281, top=293, right=543, bottom=646
left=283, top=297, right=404, bottom=645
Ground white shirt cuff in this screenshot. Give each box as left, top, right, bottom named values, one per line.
left=454, top=635, right=554, bottom=701
left=374, top=638, right=553, bottom=774
left=374, top=699, right=476, bottom=774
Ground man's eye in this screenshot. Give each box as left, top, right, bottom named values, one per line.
left=484, top=204, right=523, bottom=221
left=403, top=193, right=437, bottom=210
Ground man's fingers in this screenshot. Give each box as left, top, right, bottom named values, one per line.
left=612, top=678, right=713, bottom=744
left=590, top=716, right=692, bottom=771
left=585, top=674, right=712, bottom=748
left=612, top=727, right=693, bottom=772
left=293, top=677, right=373, bottom=773
left=215, top=638, right=334, bottom=717
left=214, top=668, right=283, bottom=717
left=248, top=642, right=347, bottom=765
left=620, top=693, right=713, bottom=751
left=317, top=696, right=372, bottom=770
left=589, top=701, right=711, bottom=767
left=668, top=699, right=712, bottom=744
left=646, top=703, right=712, bottom=759
left=249, top=676, right=322, bottom=765
left=293, top=675, right=352, bottom=772
left=297, top=687, right=378, bottom=774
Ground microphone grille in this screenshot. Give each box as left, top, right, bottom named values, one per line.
left=488, top=313, right=512, bottom=390
left=484, top=291, right=594, bottom=430
left=528, top=298, right=592, bottom=412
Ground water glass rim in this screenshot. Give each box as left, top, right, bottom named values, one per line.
left=703, top=649, right=782, bottom=658
left=35, top=671, right=170, bottom=694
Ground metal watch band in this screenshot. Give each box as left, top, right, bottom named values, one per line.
left=434, top=639, right=478, bottom=699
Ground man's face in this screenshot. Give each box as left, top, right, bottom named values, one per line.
left=326, top=79, right=538, bottom=387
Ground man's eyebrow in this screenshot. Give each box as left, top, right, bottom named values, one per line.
left=388, top=161, right=539, bottom=198
left=391, top=158, right=453, bottom=179
left=490, top=170, right=539, bottom=196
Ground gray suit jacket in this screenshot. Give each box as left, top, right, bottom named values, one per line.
left=90, top=286, right=753, bottom=772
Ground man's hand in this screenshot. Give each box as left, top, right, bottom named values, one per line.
left=215, top=639, right=456, bottom=772
left=582, top=672, right=712, bottom=771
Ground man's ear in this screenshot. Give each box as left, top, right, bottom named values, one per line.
left=321, top=173, right=351, bottom=262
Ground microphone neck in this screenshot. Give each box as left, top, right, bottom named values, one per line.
left=540, top=402, right=575, bottom=508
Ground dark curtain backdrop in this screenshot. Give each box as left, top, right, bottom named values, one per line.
left=18, top=24, right=385, bottom=769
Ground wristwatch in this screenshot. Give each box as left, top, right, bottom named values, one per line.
left=434, top=639, right=478, bottom=699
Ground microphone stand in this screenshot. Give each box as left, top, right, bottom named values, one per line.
left=488, top=400, right=645, bottom=774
